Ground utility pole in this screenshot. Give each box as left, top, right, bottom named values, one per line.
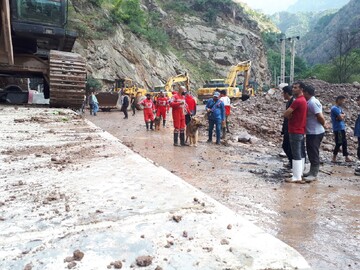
left=289, top=36, right=300, bottom=85
left=280, top=36, right=286, bottom=84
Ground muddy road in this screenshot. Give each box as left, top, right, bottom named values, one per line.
left=87, top=107, right=359, bottom=270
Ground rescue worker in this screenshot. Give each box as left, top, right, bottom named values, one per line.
left=185, top=91, right=197, bottom=126
left=130, top=94, right=136, bottom=116
left=121, top=91, right=130, bottom=119
left=139, top=94, right=155, bottom=130
left=170, top=86, right=187, bottom=146
left=220, top=90, right=231, bottom=138
left=156, top=91, right=169, bottom=127
left=206, top=92, right=225, bottom=145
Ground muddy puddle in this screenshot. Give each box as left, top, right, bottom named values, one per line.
left=87, top=107, right=360, bottom=270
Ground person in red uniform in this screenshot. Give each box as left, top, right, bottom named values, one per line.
left=156, top=91, right=169, bottom=128
left=185, top=92, right=197, bottom=125
left=139, top=94, right=155, bottom=130
left=170, top=86, right=187, bottom=146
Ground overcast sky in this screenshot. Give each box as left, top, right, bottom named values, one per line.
left=240, top=0, right=297, bottom=14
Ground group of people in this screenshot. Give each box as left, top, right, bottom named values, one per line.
left=133, top=86, right=232, bottom=147
left=282, top=81, right=359, bottom=184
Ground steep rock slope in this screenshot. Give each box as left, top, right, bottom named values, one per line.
left=298, top=0, right=360, bottom=65
left=70, top=0, right=271, bottom=89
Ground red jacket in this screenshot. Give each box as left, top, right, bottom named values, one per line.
left=139, top=98, right=155, bottom=110
left=156, top=97, right=169, bottom=109
left=185, top=95, right=197, bottom=114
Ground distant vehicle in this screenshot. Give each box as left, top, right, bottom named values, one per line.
left=149, top=73, right=190, bottom=99
left=96, top=78, right=147, bottom=111
left=197, top=60, right=252, bottom=103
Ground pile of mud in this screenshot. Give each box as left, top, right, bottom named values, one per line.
left=233, top=79, right=360, bottom=155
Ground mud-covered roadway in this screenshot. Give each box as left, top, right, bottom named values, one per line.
left=87, top=106, right=359, bottom=270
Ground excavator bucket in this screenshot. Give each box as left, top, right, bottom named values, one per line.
left=49, top=50, right=86, bottom=108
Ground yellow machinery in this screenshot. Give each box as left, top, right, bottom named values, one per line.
left=197, top=60, right=252, bottom=102
left=149, top=73, right=190, bottom=98
left=0, top=0, right=86, bottom=107
left=96, top=78, right=147, bottom=111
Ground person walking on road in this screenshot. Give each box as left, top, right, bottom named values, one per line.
left=139, top=94, right=155, bottom=131
left=90, top=92, right=99, bottom=116
left=281, top=86, right=294, bottom=169
left=170, top=86, right=187, bottom=146
left=121, top=91, right=130, bottom=119
left=303, top=85, right=327, bottom=182
left=156, top=91, right=169, bottom=128
left=206, top=92, right=225, bottom=145
left=284, top=81, right=307, bottom=184
left=130, top=94, right=136, bottom=116
left=331, top=95, right=351, bottom=163
left=354, top=96, right=360, bottom=175
left=220, top=90, right=231, bottom=138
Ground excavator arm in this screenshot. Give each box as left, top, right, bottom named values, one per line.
left=0, top=0, right=14, bottom=65
left=224, top=60, right=251, bottom=88
left=164, top=73, right=190, bottom=92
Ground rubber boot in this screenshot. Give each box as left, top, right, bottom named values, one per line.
left=173, top=132, right=180, bottom=146
left=222, top=128, right=226, bottom=139
left=163, top=120, right=166, bottom=128
left=301, top=158, right=306, bottom=176
left=286, top=160, right=304, bottom=183
left=303, top=163, right=315, bottom=177
left=304, top=164, right=319, bottom=183
left=146, top=122, right=149, bottom=131
left=180, top=132, right=188, bottom=146
left=150, top=121, right=154, bottom=130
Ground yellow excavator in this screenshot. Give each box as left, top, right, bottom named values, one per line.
left=197, top=60, right=252, bottom=102
left=0, top=0, right=86, bottom=107
left=149, top=73, right=190, bottom=98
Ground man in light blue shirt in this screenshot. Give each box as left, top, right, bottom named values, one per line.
left=303, top=85, right=327, bottom=182
left=331, top=95, right=351, bottom=163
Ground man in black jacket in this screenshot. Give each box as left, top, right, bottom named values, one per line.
left=121, top=91, right=130, bottom=119
left=282, top=86, right=294, bottom=168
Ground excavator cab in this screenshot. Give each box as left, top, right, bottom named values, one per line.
left=9, top=0, right=76, bottom=54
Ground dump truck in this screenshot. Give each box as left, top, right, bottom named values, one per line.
left=197, top=60, right=252, bottom=103
left=0, top=0, right=86, bottom=107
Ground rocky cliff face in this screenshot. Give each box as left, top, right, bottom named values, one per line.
left=71, top=0, right=271, bottom=90
left=298, top=0, right=360, bottom=65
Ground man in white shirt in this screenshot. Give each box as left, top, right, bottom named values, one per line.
left=303, top=84, right=327, bottom=182
left=220, top=90, right=231, bottom=139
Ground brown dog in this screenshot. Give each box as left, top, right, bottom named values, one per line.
left=186, top=117, right=202, bottom=147
left=154, top=116, right=161, bottom=131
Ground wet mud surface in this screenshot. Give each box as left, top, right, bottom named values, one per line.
left=88, top=107, right=360, bottom=270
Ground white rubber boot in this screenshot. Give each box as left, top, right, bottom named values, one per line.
left=301, top=158, right=306, bottom=176
left=286, top=160, right=304, bottom=183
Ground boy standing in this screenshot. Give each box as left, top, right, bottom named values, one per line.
left=331, top=96, right=351, bottom=163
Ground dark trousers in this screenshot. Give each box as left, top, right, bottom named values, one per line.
left=289, top=133, right=305, bottom=161
left=121, top=106, right=128, bottom=118
left=89, top=104, right=94, bottom=115
left=357, top=137, right=360, bottom=160
left=185, top=114, right=192, bottom=126
left=333, top=130, right=349, bottom=156
left=209, top=119, right=222, bottom=144
left=306, top=133, right=324, bottom=166
left=131, top=105, right=136, bottom=115
left=282, top=133, right=292, bottom=163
